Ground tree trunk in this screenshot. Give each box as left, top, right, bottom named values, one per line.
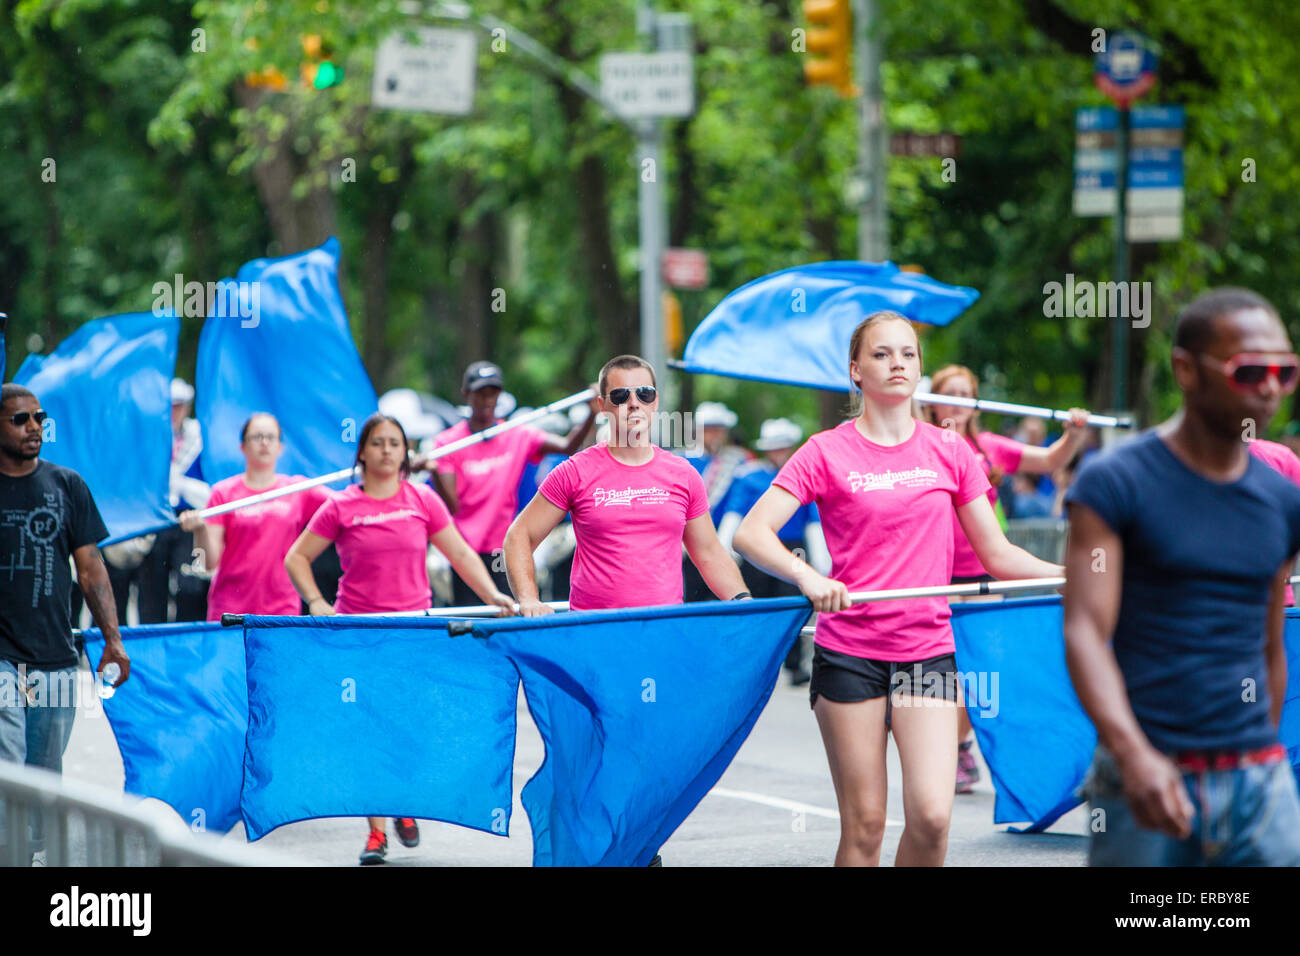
left=233, top=85, right=338, bottom=255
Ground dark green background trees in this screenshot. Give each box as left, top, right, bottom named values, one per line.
left=3, top=0, right=1298, bottom=440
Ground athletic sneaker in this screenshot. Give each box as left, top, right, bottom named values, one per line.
left=359, top=829, right=388, bottom=865
left=393, top=817, right=420, bottom=848
left=31, top=850, right=47, bottom=867
left=956, top=739, right=980, bottom=794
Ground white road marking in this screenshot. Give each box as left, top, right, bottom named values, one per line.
left=709, top=787, right=903, bottom=826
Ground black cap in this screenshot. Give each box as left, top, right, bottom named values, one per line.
left=463, top=361, right=504, bottom=393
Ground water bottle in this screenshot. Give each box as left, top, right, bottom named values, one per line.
left=99, top=662, right=121, bottom=699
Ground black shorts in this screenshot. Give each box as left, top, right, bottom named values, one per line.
left=810, top=645, right=959, bottom=728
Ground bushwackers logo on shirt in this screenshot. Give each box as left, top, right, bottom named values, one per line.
left=351, top=509, right=419, bottom=526
left=463, top=453, right=511, bottom=477
left=592, top=486, right=672, bottom=507
left=847, top=467, right=939, bottom=492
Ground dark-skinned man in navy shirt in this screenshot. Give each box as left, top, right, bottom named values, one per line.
left=1064, top=288, right=1300, bottom=866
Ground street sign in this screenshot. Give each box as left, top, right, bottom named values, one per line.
left=599, top=51, right=694, bottom=119
left=1094, top=31, right=1157, bottom=107
left=889, top=132, right=961, bottom=158
left=1073, top=105, right=1183, bottom=241
left=662, top=248, right=709, bottom=289
left=372, top=28, right=477, bottom=115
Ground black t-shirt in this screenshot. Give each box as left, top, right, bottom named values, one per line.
left=0, top=460, right=108, bottom=668
left=1066, top=430, right=1300, bottom=753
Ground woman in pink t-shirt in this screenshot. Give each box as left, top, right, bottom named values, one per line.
left=284, top=413, right=514, bottom=867
left=504, top=355, right=748, bottom=617
left=922, top=364, right=1090, bottom=793
left=735, top=312, right=1062, bottom=867
left=179, top=413, right=330, bottom=620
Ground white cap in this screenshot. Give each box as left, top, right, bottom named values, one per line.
left=695, top=401, right=738, bottom=428
left=755, top=418, right=803, bottom=452
left=170, top=378, right=195, bottom=404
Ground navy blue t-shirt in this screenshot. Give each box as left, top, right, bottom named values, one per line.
left=720, top=462, right=818, bottom=543
left=1066, top=430, right=1300, bottom=753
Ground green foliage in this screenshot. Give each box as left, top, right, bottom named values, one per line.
left=3, top=0, right=1300, bottom=442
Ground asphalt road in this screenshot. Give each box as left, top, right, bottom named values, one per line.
left=62, top=666, right=1089, bottom=867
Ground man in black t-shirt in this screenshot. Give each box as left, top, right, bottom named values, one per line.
left=1064, top=288, right=1300, bottom=866
left=0, top=383, right=130, bottom=859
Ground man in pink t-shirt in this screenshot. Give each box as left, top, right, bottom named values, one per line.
left=419, top=361, right=595, bottom=605
left=504, top=355, right=748, bottom=614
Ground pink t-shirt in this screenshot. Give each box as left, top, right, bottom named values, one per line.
left=434, top=420, right=550, bottom=553
left=775, top=420, right=991, bottom=661
left=539, top=443, right=709, bottom=611
left=1249, top=439, right=1300, bottom=604
left=205, top=475, right=330, bottom=620
left=307, top=482, right=451, bottom=614
left=951, top=432, right=1026, bottom=578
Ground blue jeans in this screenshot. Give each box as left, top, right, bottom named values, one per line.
left=1083, top=745, right=1300, bottom=866
left=0, top=660, right=79, bottom=851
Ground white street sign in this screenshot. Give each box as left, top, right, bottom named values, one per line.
left=372, top=27, right=477, bottom=115
left=599, top=51, right=694, bottom=119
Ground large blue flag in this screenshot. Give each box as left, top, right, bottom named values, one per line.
left=482, top=598, right=812, bottom=866
left=83, top=622, right=246, bottom=833
left=197, top=238, right=377, bottom=485
left=15, top=312, right=177, bottom=542
left=951, top=597, right=1096, bottom=832
left=677, top=261, right=979, bottom=391
left=239, top=615, right=521, bottom=841
left=1282, top=610, right=1300, bottom=788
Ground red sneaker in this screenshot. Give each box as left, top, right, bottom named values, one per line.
left=393, top=817, right=420, bottom=848
left=359, top=829, right=388, bottom=865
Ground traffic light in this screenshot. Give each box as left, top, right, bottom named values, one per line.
left=802, top=0, right=856, bottom=96
left=301, top=34, right=343, bottom=90
left=663, top=291, right=684, bottom=355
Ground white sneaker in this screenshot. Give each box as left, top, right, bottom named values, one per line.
left=31, top=850, right=46, bottom=867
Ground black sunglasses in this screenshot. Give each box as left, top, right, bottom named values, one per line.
left=7, top=410, right=47, bottom=427
left=607, top=386, right=658, bottom=406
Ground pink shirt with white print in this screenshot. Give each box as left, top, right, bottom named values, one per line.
left=434, top=420, right=549, bottom=553
left=205, top=474, right=330, bottom=619
left=774, top=420, right=991, bottom=661
left=1249, top=438, right=1300, bottom=604
left=950, top=431, right=1025, bottom=578
left=307, top=482, right=451, bottom=614
left=539, top=443, right=709, bottom=611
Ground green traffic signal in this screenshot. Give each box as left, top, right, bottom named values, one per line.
left=313, top=60, right=343, bottom=90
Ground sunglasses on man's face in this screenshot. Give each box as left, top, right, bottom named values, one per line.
left=7, top=410, right=47, bottom=427
left=606, top=386, right=658, bottom=406
left=1198, top=353, right=1300, bottom=394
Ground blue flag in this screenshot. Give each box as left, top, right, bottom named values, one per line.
left=239, top=615, right=521, bottom=841
left=83, top=622, right=246, bottom=833
left=481, top=598, right=812, bottom=866
left=677, top=261, right=979, bottom=391
left=197, top=238, right=377, bottom=485
left=951, top=597, right=1097, bottom=832
left=14, top=312, right=177, bottom=542
left=1282, top=610, right=1300, bottom=788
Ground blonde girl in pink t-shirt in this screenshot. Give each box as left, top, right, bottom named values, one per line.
left=284, top=413, right=514, bottom=866
left=923, top=364, right=1090, bottom=793
left=735, top=313, right=1061, bottom=867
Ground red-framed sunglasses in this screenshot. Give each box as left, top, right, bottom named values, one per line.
left=1198, top=352, right=1300, bottom=394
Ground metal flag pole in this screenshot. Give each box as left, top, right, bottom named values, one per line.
left=99, top=387, right=598, bottom=545
left=218, top=601, right=571, bottom=627
left=913, top=392, right=1131, bottom=428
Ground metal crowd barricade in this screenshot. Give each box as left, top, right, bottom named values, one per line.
left=1004, top=517, right=1068, bottom=564
left=0, top=760, right=288, bottom=867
